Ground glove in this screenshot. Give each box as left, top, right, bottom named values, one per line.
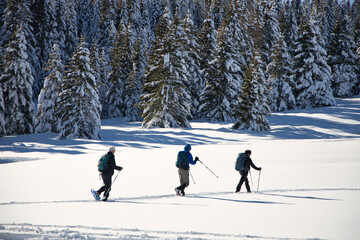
left=195, top=157, right=199, bottom=162
left=259, top=167, right=262, bottom=171
left=119, top=167, right=123, bottom=171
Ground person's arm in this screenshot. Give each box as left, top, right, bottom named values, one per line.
left=188, top=153, right=197, bottom=165
left=249, top=158, right=261, bottom=171
left=110, top=155, right=123, bottom=171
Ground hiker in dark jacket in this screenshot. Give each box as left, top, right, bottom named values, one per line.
left=175, top=144, right=199, bottom=196
left=96, top=147, right=123, bottom=201
left=236, top=150, right=261, bottom=193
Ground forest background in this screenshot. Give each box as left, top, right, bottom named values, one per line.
left=0, top=0, right=359, bottom=139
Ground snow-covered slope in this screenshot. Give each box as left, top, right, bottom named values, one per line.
left=0, top=97, right=359, bottom=240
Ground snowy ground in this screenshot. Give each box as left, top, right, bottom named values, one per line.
left=0, top=96, right=359, bottom=240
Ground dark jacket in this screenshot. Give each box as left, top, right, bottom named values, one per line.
left=102, top=151, right=122, bottom=175
left=244, top=155, right=261, bottom=171
left=182, top=145, right=196, bottom=170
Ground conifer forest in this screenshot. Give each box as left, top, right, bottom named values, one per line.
left=0, top=0, right=359, bottom=139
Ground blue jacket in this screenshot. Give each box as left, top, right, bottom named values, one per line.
left=184, top=145, right=196, bottom=170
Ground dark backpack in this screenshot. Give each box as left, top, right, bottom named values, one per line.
left=176, top=151, right=188, bottom=169
left=235, top=153, right=248, bottom=171
left=98, top=154, right=109, bottom=172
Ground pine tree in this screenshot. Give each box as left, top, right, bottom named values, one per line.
left=77, top=0, right=100, bottom=45
left=64, top=0, right=78, bottom=61
left=35, top=44, right=64, bottom=133
left=139, top=8, right=192, bottom=128
left=293, top=18, right=336, bottom=109
left=1, top=23, right=35, bottom=135
left=183, top=11, right=203, bottom=119
left=1, top=0, right=41, bottom=100
left=266, top=34, right=296, bottom=111
left=123, top=34, right=147, bottom=122
left=260, top=0, right=281, bottom=68
left=232, top=53, right=271, bottom=132
left=55, top=0, right=67, bottom=61
left=98, top=48, right=111, bottom=119
left=328, top=14, right=359, bottom=97
left=107, top=21, right=132, bottom=118
left=281, top=0, right=299, bottom=58
left=199, top=1, right=245, bottom=122
left=0, top=87, right=5, bottom=137
left=198, top=8, right=218, bottom=119
left=57, top=37, right=101, bottom=139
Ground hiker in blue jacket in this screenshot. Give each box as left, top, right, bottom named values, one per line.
left=175, top=144, right=199, bottom=196
left=235, top=150, right=261, bottom=193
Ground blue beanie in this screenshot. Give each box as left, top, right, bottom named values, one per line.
left=184, top=144, right=191, bottom=151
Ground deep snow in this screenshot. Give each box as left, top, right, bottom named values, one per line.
left=0, top=96, right=359, bottom=240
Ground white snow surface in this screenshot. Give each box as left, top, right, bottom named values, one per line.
left=0, top=96, right=360, bottom=240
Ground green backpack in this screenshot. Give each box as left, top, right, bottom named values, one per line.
left=176, top=151, right=188, bottom=169
left=98, top=154, right=109, bottom=172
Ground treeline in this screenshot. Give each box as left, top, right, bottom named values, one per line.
left=0, top=0, right=359, bottom=138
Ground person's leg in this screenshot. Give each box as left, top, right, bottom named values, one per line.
left=102, top=174, right=112, bottom=200
left=236, top=170, right=248, bottom=192
left=177, top=168, right=190, bottom=195
left=97, top=174, right=107, bottom=196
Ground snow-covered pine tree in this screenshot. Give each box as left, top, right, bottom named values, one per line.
left=199, top=1, right=245, bottom=122
left=1, top=0, right=41, bottom=100
left=182, top=11, right=203, bottom=119
left=319, top=0, right=337, bottom=48
left=57, top=37, right=101, bottom=139
left=98, top=0, right=116, bottom=53
left=98, top=48, right=111, bottom=119
left=232, top=53, right=271, bottom=132
left=139, top=8, right=192, bottom=128
left=328, top=13, right=359, bottom=97
left=0, top=87, right=5, bottom=137
left=107, top=20, right=133, bottom=119
left=35, top=44, right=64, bottom=133
left=55, top=0, right=67, bottom=61
left=293, top=17, right=336, bottom=109
left=260, top=0, right=281, bottom=69
left=1, top=23, right=35, bottom=135
left=64, top=0, right=78, bottom=61
left=123, top=33, right=147, bottom=122
left=280, top=0, right=299, bottom=59
left=77, top=0, right=100, bottom=45
left=266, top=34, right=296, bottom=111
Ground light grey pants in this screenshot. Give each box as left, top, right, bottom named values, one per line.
left=178, top=168, right=190, bottom=188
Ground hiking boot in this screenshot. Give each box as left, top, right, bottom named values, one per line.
left=102, top=198, right=108, bottom=201
left=181, top=190, right=185, bottom=196
left=175, top=188, right=181, bottom=196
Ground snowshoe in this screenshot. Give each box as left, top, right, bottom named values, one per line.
left=91, top=189, right=100, bottom=201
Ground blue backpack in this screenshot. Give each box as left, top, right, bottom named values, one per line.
left=235, top=153, right=248, bottom=171
left=98, top=154, right=109, bottom=172
left=176, top=151, right=188, bottom=169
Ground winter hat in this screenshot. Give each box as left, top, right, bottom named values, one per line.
left=245, top=150, right=251, bottom=155
left=109, top=147, right=116, bottom=152
left=184, top=144, right=192, bottom=151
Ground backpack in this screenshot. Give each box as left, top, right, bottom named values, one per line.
left=235, top=153, right=248, bottom=171
left=176, top=151, right=188, bottom=169
left=98, top=154, right=109, bottom=172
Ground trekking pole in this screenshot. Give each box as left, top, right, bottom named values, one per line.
left=198, top=160, right=219, bottom=178
left=257, top=170, right=261, bottom=192
left=249, top=170, right=253, bottom=187
left=104, top=170, right=120, bottom=197
left=189, top=170, right=196, bottom=184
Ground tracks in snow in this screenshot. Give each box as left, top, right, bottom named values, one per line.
left=0, top=187, right=359, bottom=206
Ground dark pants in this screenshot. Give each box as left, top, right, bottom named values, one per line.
left=236, top=170, right=251, bottom=193
left=97, top=174, right=112, bottom=199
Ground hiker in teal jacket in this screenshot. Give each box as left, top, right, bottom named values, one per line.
left=175, top=144, right=199, bottom=196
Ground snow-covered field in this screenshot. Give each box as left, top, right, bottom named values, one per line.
left=0, top=96, right=359, bottom=240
